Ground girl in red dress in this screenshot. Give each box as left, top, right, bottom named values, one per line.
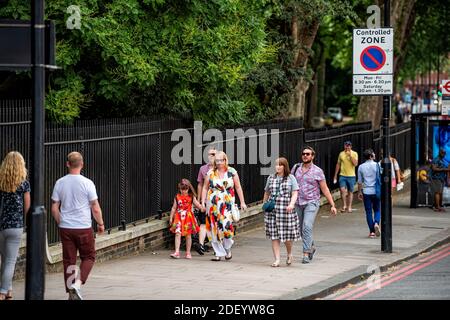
left=169, top=179, right=203, bottom=259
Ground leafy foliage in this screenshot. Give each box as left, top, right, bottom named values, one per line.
left=1, top=0, right=277, bottom=127
left=398, top=0, right=450, bottom=84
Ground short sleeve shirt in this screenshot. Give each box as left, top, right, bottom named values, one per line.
left=0, top=180, right=30, bottom=230
left=338, top=150, right=358, bottom=177
left=264, top=174, right=299, bottom=193
left=391, top=159, right=400, bottom=179
left=197, top=164, right=213, bottom=184
left=432, top=157, right=448, bottom=182
left=292, top=163, right=325, bottom=205
left=51, top=174, right=98, bottom=229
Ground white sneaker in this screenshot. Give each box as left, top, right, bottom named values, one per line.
left=374, top=224, right=381, bottom=237
left=69, top=285, right=83, bottom=300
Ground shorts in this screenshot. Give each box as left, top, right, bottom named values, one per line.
left=431, top=179, right=444, bottom=194
left=339, top=176, right=356, bottom=192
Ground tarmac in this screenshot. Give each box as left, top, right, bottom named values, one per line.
left=12, top=182, right=450, bottom=300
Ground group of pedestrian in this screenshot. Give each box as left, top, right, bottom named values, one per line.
left=0, top=141, right=411, bottom=300
left=0, top=151, right=103, bottom=301
left=168, top=148, right=247, bottom=262
left=263, top=147, right=337, bottom=267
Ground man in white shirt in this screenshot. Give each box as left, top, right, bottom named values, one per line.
left=51, top=152, right=104, bottom=300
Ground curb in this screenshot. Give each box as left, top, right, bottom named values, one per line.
left=289, top=233, right=450, bottom=300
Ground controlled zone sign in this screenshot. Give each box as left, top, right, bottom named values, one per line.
left=353, top=28, right=393, bottom=96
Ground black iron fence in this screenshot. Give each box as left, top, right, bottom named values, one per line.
left=0, top=100, right=411, bottom=244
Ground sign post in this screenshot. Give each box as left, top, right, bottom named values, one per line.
left=353, top=0, right=393, bottom=253
left=26, top=0, right=46, bottom=300
left=380, top=0, right=392, bottom=253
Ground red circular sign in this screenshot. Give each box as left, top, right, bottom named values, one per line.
left=360, top=46, right=386, bottom=72
left=443, top=81, right=450, bottom=93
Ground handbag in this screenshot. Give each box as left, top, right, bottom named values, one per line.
left=375, top=163, right=381, bottom=199
left=262, top=176, right=280, bottom=212
left=231, top=204, right=240, bottom=223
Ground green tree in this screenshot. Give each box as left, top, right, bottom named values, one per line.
left=0, top=0, right=277, bottom=127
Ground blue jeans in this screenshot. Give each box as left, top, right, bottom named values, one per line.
left=363, top=194, right=380, bottom=233
left=0, top=228, right=23, bottom=294
left=295, top=201, right=320, bottom=253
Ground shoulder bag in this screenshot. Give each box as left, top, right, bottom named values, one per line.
left=262, top=176, right=281, bottom=212
left=375, top=163, right=381, bottom=199
left=231, top=204, right=240, bottom=223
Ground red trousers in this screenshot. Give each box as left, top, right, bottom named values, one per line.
left=59, top=228, right=96, bottom=292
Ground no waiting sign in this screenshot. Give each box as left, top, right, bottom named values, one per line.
left=353, top=28, right=393, bottom=75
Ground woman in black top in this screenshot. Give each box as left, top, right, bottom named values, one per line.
left=0, top=151, right=30, bottom=300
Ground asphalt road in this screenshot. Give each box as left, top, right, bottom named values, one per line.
left=324, top=243, right=450, bottom=300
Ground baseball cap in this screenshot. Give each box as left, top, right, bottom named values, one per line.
left=344, top=140, right=352, bottom=146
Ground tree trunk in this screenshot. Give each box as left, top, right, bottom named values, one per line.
left=287, top=16, right=320, bottom=118
left=356, top=0, right=417, bottom=128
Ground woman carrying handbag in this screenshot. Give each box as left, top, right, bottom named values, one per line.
left=262, top=157, right=300, bottom=267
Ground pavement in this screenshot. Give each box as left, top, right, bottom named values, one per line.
left=12, top=181, right=450, bottom=300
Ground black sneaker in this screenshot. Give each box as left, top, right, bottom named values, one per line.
left=308, top=248, right=316, bottom=261
left=194, top=243, right=205, bottom=255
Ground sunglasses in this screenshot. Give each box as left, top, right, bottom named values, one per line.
left=302, top=152, right=312, bottom=156
left=215, top=159, right=225, bottom=163
left=208, top=153, right=216, bottom=156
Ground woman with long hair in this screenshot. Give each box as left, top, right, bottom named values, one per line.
left=201, top=151, right=247, bottom=261
left=263, top=157, right=300, bottom=267
left=0, top=151, right=30, bottom=300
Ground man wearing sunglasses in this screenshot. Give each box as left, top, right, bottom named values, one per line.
left=195, top=146, right=216, bottom=254
left=292, top=147, right=337, bottom=264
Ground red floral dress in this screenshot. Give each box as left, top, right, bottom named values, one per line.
left=169, top=194, right=200, bottom=236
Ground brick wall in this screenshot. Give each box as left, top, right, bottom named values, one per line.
left=12, top=208, right=264, bottom=280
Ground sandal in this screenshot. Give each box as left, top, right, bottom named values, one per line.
left=286, top=255, right=293, bottom=266
left=5, top=291, right=12, bottom=300
left=211, top=256, right=221, bottom=261
left=170, top=252, right=180, bottom=259
left=271, top=260, right=280, bottom=267
left=340, top=208, right=347, bottom=213
left=185, top=253, right=192, bottom=259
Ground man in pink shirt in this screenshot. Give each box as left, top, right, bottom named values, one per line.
left=292, top=146, right=337, bottom=264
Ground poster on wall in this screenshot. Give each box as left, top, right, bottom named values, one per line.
left=432, top=125, right=450, bottom=165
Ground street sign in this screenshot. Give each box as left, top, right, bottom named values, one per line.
left=353, top=74, right=393, bottom=95
left=360, top=46, right=386, bottom=71
left=0, top=19, right=56, bottom=70
left=353, top=28, right=393, bottom=74
left=442, top=80, right=450, bottom=95
left=442, top=99, right=450, bottom=116
left=353, top=28, right=394, bottom=96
